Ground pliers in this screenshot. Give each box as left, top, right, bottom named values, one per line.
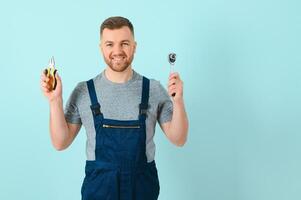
left=44, top=56, right=57, bottom=91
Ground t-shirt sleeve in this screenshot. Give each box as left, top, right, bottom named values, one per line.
left=155, top=81, right=173, bottom=125
left=64, top=82, right=84, bottom=124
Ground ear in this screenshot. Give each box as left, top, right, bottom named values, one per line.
left=99, top=42, right=103, bottom=54
left=134, top=41, right=137, bottom=53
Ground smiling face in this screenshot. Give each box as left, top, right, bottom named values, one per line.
left=100, top=26, right=136, bottom=72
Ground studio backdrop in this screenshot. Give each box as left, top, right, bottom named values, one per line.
left=0, top=0, right=301, bottom=199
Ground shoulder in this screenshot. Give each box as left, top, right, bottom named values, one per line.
left=150, top=78, right=162, bottom=87
left=149, top=78, right=166, bottom=93
left=70, top=73, right=101, bottom=98
left=74, top=73, right=102, bottom=92
left=137, top=74, right=168, bottom=100
left=67, top=81, right=87, bottom=104
left=73, top=81, right=87, bottom=93
left=135, top=71, right=164, bottom=91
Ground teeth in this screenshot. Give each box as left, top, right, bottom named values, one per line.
left=112, top=56, right=125, bottom=61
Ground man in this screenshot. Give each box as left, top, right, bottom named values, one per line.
left=40, top=16, right=188, bottom=200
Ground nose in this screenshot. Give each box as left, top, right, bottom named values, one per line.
left=112, top=44, right=123, bottom=56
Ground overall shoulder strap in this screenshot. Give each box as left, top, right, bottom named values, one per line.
left=139, top=76, right=150, bottom=120
left=86, top=79, right=102, bottom=116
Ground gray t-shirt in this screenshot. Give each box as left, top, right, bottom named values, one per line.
left=64, top=70, right=173, bottom=162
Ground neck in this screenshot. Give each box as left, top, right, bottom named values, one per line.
left=104, top=66, right=133, bottom=83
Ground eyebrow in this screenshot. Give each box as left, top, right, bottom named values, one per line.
left=104, top=41, right=113, bottom=44
left=104, top=40, right=130, bottom=44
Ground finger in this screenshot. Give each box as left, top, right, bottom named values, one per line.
left=168, top=85, right=177, bottom=91
left=41, top=81, right=47, bottom=87
left=41, top=82, right=51, bottom=89
left=41, top=85, right=50, bottom=93
left=41, top=72, right=46, bottom=79
left=169, top=77, right=183, bottom=87
left=169, top=89, right=177, bottom=96
left=41, top=70, right=48, bottom=78
left=42, top=69, right=48, bottom=76
left=41, top=72, right=46, bottom=80
left=169, top=72, right=179, bottom=80
left=41, top=79, right=52, bottom=88
left=168, top=79, right=177, bottom=87
left=41, top=76, right=49, bottom=83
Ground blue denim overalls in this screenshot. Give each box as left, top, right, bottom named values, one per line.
left=81, top=77, right=160, bottom=200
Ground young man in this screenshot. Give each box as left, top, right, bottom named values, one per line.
left=40, top=16, right=188, bottom=200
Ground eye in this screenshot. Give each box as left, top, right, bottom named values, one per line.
left=122, top=43, right=129, bottom=46
left=106, top=43, right=113, bottom=47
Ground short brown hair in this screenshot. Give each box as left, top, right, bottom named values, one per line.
left=100, top=16, right=134, bottom=37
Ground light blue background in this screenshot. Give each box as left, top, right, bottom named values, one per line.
left=0, top=0, right=301, bottom=199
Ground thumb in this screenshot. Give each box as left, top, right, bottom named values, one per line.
left=55, top=71, right=62, bottom=86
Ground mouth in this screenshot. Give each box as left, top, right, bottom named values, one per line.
left=111, top=56, right=126, bottom=63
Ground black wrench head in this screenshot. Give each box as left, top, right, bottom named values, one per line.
left=168, top=53, right=176, bottom=65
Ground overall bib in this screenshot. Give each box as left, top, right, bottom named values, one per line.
left=81, top=77, right=160, bottom=200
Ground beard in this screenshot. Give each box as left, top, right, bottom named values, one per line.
left=104, top=53, right=134, bottom=72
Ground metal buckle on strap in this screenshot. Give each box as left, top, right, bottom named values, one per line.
left=140, top=109, right=147, bottom=115
left=90, top=103, right=101, bottom=116
left=139, top=104, right=148, bottom=115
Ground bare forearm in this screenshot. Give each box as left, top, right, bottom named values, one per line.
left=49, top=98, right=70, bottom=150
left=168, top=99, right=189, bottom=146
